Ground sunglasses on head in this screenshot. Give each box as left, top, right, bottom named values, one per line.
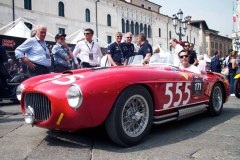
left=179, top=55, right=189, bottom=59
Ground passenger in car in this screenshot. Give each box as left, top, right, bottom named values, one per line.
left=178, top=50, right=201, bottom=74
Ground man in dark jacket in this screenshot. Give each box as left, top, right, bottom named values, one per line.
left=211, top=51, right=222, bottom=73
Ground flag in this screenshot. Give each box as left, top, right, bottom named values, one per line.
left=233, top=2, right=236, bottom=22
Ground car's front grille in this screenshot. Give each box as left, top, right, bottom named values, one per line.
left=24, top=93, right=52, bottom=122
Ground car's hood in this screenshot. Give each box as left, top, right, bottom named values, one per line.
left=21, top=64, right=178, bottom=90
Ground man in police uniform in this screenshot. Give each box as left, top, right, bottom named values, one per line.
left=107, top=32, right=125, bottom=66
left=122, top=32, right=135, bottom=59
left=137, top=33, right=153, bottom=64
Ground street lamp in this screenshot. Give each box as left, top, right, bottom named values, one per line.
left=172, top=9, right=191, bottom=41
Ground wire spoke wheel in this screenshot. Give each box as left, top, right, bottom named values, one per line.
left=122, top=95, right=149, bottom=137
left=208, top=83, right=223, bottom=116
left=105, top=85, right=153, bottom=146
left=212, top=86, right=223, bottom=111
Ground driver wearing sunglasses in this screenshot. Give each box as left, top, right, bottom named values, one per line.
left=178, top=50, right=201, bottom=74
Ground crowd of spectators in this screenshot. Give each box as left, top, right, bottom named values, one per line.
left=1, top=24, right=240, bottom=97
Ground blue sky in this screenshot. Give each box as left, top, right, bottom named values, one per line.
left=149, top=0, right=234, bottom=36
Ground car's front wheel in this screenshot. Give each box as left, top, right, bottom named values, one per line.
left=105, top=85, right=153, bottom=146
left=208, top=83, right=223, bottom=116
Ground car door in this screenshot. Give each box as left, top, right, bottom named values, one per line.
left=154, top=69, right=208, bottom=111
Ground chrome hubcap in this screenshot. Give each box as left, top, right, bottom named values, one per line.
left=212, top=86, right=222, bottom=111
left=121, top=95, right=149, bottom=137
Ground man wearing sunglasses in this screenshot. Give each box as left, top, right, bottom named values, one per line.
left=52, top=33, right=79, bottom=72
left=189, top=43, right=198, bottom=66
left=107, top=32, right=125, bottom=66
left=73, top=28, right=102, bottom=68
left=122, top=32, right=135, bottom=59
left=179, top=50, right=200, bottom=74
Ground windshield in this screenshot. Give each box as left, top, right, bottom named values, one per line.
left=100, top=47, right=176, bottom=67
left=127, top=48, right=175, bottom=66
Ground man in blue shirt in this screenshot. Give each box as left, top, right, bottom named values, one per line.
left=52, top=33, right=79, bottom=72
left=122, top=32, right=135, bottom=59
left=137, top=33, right=153, bottom=64
left=15, top=25, right=51, bottom=76
left=107, top=32, right=125, bottom=66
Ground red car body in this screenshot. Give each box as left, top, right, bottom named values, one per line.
left=19, top=62, right=230, bottom=146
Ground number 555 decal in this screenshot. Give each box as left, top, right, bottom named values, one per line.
left=163, top=82, right=191, bottom=109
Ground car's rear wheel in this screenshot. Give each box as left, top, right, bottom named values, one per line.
left=105, top=85, right=153, bottom=146
left=234, top=78, right=240, bottom=98
left=208, top=83, right=223, bottom=116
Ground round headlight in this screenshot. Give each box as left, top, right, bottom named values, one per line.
left=66, top=84, right=82, bottom=109
left=16, top=84, right=24, bottom=101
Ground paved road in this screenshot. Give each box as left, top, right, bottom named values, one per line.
left=0, top=97, right=240, bottom=160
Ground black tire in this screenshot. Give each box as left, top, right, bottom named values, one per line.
left=208, top=83, right=223, bottom=116
left=105, top=85, right=153, bottom=146
left=234, top=78, right=240, bottom=98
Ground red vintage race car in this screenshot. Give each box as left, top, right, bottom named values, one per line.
left=17, top=53, right=230, bottom=146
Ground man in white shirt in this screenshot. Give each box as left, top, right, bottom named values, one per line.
left=73, top=28, right=102, bottom=68
left=179, top=50, right=201, bottom=74
left=169, top=38, right=183, bottom=67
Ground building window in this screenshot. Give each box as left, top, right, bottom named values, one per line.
left=135, top=22, right=139, bottom=35
left=187, top=36, right=189, bottom=42
left=24, top=0, right=32, bottom=10
left=159, top=28, right=161, bottom=37
left=107, top=36, right=112, bottom=44
left=148, top=7, right=151, bottom=10
left=24, top=22, right=32, bottom=30
left=126, top=20, right=129, bottom=32
left=58, top=28, right=65, bottom=34
left=131, top=21, right=134, bottom=35
left=211, top=42, right=214, bottom=48
left=169, top=31, right=172, bottom=39
left=141, top=4, right=144, bottom=8
left=107, top=14, right=111, bottom=26
left=140, top=23, right=143, bottom=33
left=85, top=9, right=90, bottom=22
left=121, top=19, right=125, bottom=33
left=220, top=43, right=222, bottom=50
left=144, top=24, right=147, bottom=36
left=148, top=25, right=151, bottom=38
left=58, top=2, right=65, bottom=17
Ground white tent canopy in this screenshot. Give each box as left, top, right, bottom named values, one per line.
left=4, top=20, right=31, bottom=38
left=0, top=17, right=54, bottom=40
left=66, top=29, right=84, bottom=44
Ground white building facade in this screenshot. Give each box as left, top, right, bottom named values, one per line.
left=0, top=0, right=201, bottom=52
